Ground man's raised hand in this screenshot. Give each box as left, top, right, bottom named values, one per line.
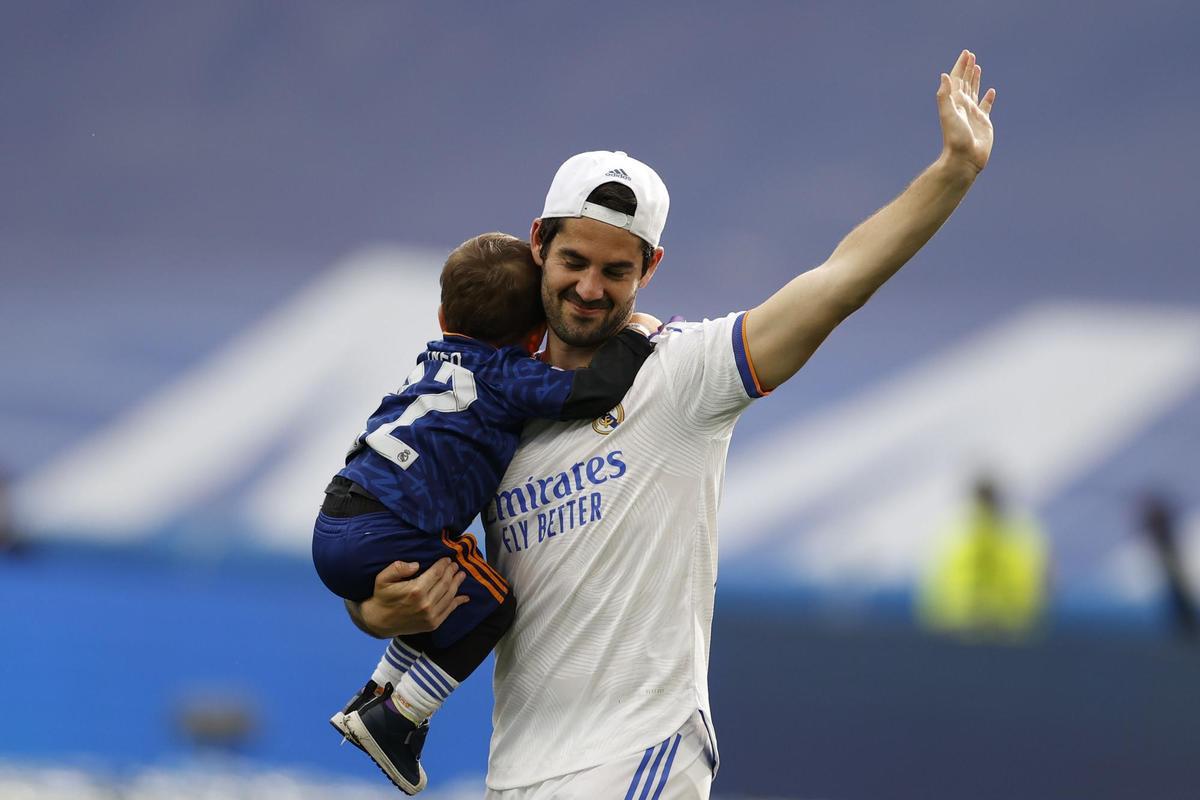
left=937, top=49, right=996, bottom=175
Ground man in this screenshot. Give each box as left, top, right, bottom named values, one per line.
left=1139, top=492, right=1199, bottom=640
left=350, top=50, right=996, bottom=797
left=917, top=474, right=1049, bottom=640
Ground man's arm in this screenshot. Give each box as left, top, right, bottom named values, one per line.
left=557, top=324, right=655, bottom=420
left=347, top=557, right=469, bottom=638
left=746, top=50, right=997, bottom=391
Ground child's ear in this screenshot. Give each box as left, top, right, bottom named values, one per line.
left=437, top=305, right=447, bottom=332
left=523, top=323, right=547, bottom=355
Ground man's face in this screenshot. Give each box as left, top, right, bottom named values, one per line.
left=532, top=217, right=661, bottom=349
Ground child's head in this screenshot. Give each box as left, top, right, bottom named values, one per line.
left=439, top=232, right=546, bottom=353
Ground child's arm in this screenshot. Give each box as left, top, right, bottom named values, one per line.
left=557, top=324, right=655, bottom=420
left=501, top=314, right=658, bottom=422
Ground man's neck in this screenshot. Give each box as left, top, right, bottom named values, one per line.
left=544, top=332, right=602, bottom=370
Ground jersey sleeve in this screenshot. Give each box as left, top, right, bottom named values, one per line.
left=652, top=311, right=768, bottom=431
left=495, top=329, right=654, bottom=422
left=556, top=328, right=654, bottom=420
left=495, top=350, right=577, bottom=420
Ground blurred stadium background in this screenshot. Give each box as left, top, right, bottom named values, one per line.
left=2, top=1, right=1198, bottom=798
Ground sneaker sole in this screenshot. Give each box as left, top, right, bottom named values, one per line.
left=344, top=710, right=428, bottom=795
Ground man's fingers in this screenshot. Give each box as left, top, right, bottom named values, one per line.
left=376, top=557, right=454, bottom=599
left=950, top=49, right=969, bottom=82
left=415, top=558, right=459, bottom=603
left=442, top=568, right=467, bottom=604
left=427, top=570, right=470, bottom=627
left=971, top=64, right=981, bottom=101
left=375, top=559, right=420, bottom=590
left=413, top=557, right=456, bottom=591
left=980, top=87, right=996, bottom=115
left=425, top=557, right=454, bottom=580
left=434, top=590, right=471, bottom=628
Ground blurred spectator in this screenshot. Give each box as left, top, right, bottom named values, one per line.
left=173, top=687, right=260, bottom=753
left=0, top=468, right=26, bottom=555
left=917, top=475, right=1049, bottom=641
left=1138, top=492, right=1198, bottom=641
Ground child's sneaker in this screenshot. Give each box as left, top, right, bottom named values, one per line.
left=329, top=680, right=389, bottom=748
left=345, top=698, right=429, bottom=795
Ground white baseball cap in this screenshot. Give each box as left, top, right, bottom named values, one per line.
left=540, top=150, right=670, bottom=248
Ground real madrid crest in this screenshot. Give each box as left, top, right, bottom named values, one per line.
left=592, top=403, right=624, bottom=435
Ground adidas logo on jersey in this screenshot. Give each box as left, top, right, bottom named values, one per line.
left=604, top=168, right=631, bottom=181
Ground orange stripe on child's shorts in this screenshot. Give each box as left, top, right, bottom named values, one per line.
left=459, top=533, right=508, bottom=590
left=462, top=535, right=509, bottom=596
left=458, top=536, right=508, bottom=601
left=442, top=531, right=507, bottom=603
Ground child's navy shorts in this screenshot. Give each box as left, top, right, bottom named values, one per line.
left=312, top=476, right=509, bottom=649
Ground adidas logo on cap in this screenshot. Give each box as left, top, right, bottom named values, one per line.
left=541, top=150, right=669, bottom=248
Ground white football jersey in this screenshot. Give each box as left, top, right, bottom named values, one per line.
left=483, top=312, right=767, bottom=789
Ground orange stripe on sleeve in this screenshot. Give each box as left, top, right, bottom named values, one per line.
left=740, top=313, right=769, bottom=396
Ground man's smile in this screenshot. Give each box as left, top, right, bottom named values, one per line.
left=563, top=291, right=611, bottom=317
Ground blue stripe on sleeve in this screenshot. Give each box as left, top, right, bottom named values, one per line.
left=731, top=312, right=767, bottom=398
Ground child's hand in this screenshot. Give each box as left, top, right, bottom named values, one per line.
left=629, top=312, right=662, bottom=333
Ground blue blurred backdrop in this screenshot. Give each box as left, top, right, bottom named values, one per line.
left=2, top=2, right=1198, bottom=798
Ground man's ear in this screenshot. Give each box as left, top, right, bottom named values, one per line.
left=437, top=304, right=448, bottom=332
left=639, top=246, right=665, bottom=289
left=529, top=219, right=546, bottom=267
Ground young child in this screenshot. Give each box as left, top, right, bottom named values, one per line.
left=313, top=231, right=657, bottom=795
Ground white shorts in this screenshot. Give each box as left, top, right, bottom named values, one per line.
left=485, top=712, right=715, bottom=800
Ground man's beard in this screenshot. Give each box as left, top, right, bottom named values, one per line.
left=543, top=283, right=634, bottom=348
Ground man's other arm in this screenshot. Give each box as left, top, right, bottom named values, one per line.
left=347, top=558, right=469, bottom=638
left=746, top=50, right=997, bottom=391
